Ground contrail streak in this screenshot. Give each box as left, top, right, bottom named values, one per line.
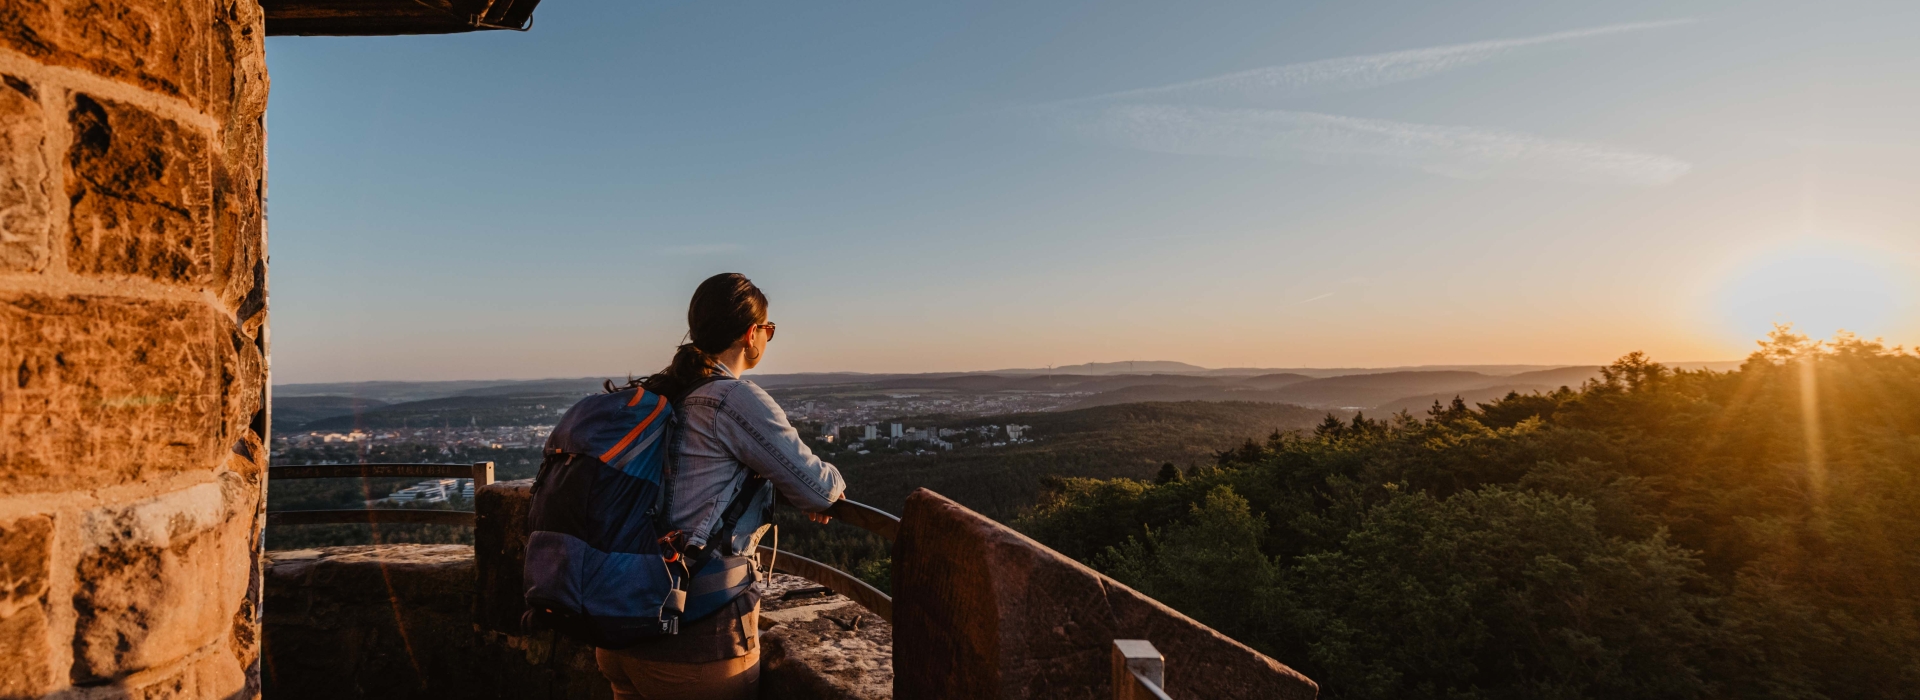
left=1061, top=19, right=1694, bottom=105
left=1046, top=104, right=1692, bottom=185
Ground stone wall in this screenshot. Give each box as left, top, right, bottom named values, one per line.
left=0, top=0, right=270, bottom=697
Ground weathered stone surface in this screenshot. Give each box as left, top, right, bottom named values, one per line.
left=69, top=478, right=257, bottom=684
left=0, top=0, right=58, bottom=59
left=58, top=0, right=212, bottom=104
left=473, top=478, right=532, bottom=633
left=262, top=544, right=615, bottom=700
left=210, top=0, right=268, bottom=318
left=122, top=650, right=249, bottom=700
left=0, top=294, right=244, bottom=495
left=66, top=92, right=211, bottom=285
left=208, top=0, right=268, bottom=124
left=0, top=513, right=56, bottom=697
left=761, top=573, right=893, bottom=700
left=893, top=489, right=1318, bottom=700
left=0, top=74, right=52, bottom=272
left=209, top=136, right=263, bottom=317
left=262, top=545, right=478, bottom=699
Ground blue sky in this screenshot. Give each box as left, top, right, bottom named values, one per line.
left=265, top=0, right=1920, bottom=382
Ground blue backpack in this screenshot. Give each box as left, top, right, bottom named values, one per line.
left=522, top=379, right=766, bottom=647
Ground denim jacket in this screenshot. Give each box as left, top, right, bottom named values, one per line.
left=668, top=362, right=845, bottom=553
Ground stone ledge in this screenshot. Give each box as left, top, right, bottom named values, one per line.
left=761, top=573, right=892, bottom=700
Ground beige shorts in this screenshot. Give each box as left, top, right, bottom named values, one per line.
left=595, top=646, right=761, bottom=700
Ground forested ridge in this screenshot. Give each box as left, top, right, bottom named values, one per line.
left=1018, top=328, right=1919, bottom=700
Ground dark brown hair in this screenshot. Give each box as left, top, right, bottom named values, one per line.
left=624, top=273, right=768, bottom=400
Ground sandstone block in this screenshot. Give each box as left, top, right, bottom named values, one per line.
left=892, top=489, right=1318, bottom=700
left=0, top=513, right=56, bottom=697
left=66, top=92, right=211, bottom=285
left=760, top=574, right=893, bottom=700
left=208, top=0, right=268, bottom=126
left=210, top=142, right=263, bottom=319
left=119, top=649, right=249, bottom=700
left=69, top=480, right=256, bottom=684
left=0, top=293, right=239, bottom=495
left=1, top=74, right=52, bottom=272
left=0, top=0, right=57, bottom=59
left=262, top=545, right=480, bottom=699
left=55, top=0, right=211, bottom=104
left=474, top=478, right=533, bottom=633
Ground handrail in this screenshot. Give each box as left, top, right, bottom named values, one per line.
left=821, top=499, right=900, bottom=542
left=267, top=509, right=476, bottom=527
left=266, top=462, right=493, bottom=528
left=755, top=498, right=900, bottom=621
left=755, top=546, right=892, bottom=623
left=268, top=462, right=495, bottom=484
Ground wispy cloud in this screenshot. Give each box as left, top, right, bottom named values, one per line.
left=1045, top=104, right=1691, bottom=185
left=1063, top=20, right=1693, bottom=106
left=662, top=243, right=743, bottom=256
left=1020, top=20, right=1697, bottom=186
left=1295, top=292, right=1336, bottom=305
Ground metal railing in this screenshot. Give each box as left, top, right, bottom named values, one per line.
left=758, top=499, right=899, bottom=622
left=268, top=462, right=898, bottom=621
left=265, top=462, right=495, bottom=528
left=1113, top=640, right=1173, bottom=700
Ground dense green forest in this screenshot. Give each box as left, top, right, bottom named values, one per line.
left=1018, top=328, right=1919, bottom=700
left=770, top=400, right=1333, bottom=588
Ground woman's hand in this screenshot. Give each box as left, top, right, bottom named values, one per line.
left=806, top=493, right=846, bottom=524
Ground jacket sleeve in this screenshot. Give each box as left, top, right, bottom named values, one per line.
left=714, top=381, right=846, bottom=512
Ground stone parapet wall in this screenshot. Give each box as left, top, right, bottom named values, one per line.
left=892, top=489, right=1318, bottom=700
left=261, top=545, right=614, bottom=700
left=260, top=543, right=892, bottom=700
left=0, top=0, right=270, bottom=697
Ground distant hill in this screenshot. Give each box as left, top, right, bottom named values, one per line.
left=454, top=378, right=606, bottom=397
left=1501, top=366, right=1602, bottom=387
left=274, top=396, right=389, bottom=430
left=1066, top=384, right=1313, bottom=410
left=989, top=361, right=1212, bottom=375
left=1262, top=371, right=1497, bottom=408
left=276, top=378, right=602, bottom=403
left=1370, top=384, right=1558, bottom=417
left=297, top=394, right=576, bottom=432
left=1241, top=373, right=1315, bottom=389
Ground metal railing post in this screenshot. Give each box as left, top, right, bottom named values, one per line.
left=472, top=461, right=495, bottom=487
left=1113, top=639, right=1172, bottom=700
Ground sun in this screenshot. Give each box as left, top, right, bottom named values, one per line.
left=1712, top=240, right=1911, bottom=344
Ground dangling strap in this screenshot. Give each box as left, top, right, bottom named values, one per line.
left=675, top=474, right=768, bottom=602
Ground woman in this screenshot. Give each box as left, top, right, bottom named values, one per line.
left=596, top=272, right=847, bottom=700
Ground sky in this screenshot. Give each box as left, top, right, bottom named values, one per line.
left=264, top=0, right=1920, bottom=383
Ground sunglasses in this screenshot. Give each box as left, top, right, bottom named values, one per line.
left=755, top=323, right=776, bottom=341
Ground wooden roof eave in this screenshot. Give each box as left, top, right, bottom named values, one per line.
left=262, top=0, right=542, bottom=36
